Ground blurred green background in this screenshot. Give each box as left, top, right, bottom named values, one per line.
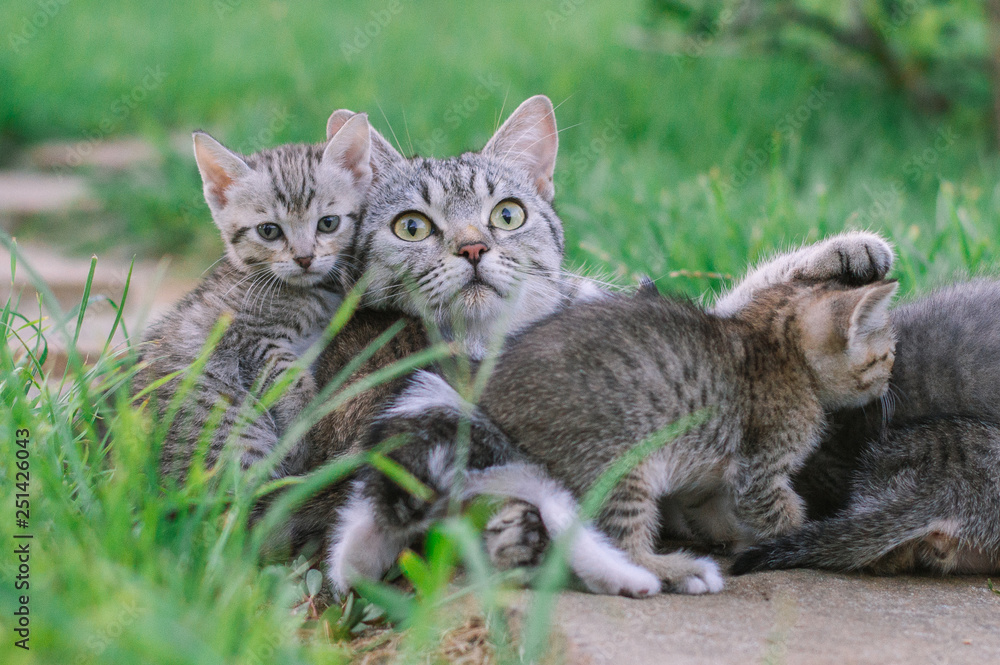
left=3, top=0, right=999, bottom=296
left=4, top=2, right=1000, bottom=663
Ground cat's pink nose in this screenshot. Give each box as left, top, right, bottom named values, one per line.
left=457, top=243, right=488, bottom=265
left=294, top=256, right=313, bottom=269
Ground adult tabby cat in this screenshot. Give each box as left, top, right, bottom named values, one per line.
left=274, top=96, right=597, bottom=556
left=734, top=280, right=1000, bottom=575
left=135, top=113, right=373, bottom=477
left=330, top=277, right=899, bottom=596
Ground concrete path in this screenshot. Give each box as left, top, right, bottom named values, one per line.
left=540, top=570, right=1000, bottom=665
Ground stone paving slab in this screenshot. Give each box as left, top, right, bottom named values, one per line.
left=539, top=570, right=1000, bottom=665
left=0, top=171, right=96, bottom=217
left=2, top=242, right=197, bottom=371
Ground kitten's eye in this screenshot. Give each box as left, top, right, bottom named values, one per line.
left=317, top=215, right=341, bottom=233
left=392, top=212, right=434, bottom=242
left=257, top=223, right=283, bottom=240
left=489, top=200, right=526, bottom=231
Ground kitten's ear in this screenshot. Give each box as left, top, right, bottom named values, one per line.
left=326, top=109, right=356, bottom=140
left=847, top=280, right=898, bottom=344
left=323, top=112, right=373, bottom=186
left=483, top=95, right=558, bottom=201
left=193, top=131, right=251, bottom=210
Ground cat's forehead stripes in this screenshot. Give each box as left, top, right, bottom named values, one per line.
left=245, top=143, right=331, bottom=215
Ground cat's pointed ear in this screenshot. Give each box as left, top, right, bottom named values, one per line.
left=483, top=95, right=558, bottom=201
left=847, top=280, right=898, bottom=344
left=326, top=109, right=356, bottom=140
left=323, top=112, right=373, bottom=186
left=193, top=131, right=251, bottom=210
left=369, top=124, right=405, bottom=175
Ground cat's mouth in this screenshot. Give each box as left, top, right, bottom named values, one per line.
left=459, top=276, right=502, bottom=305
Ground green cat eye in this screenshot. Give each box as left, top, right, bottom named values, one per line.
left=257, top=223, right=283, bottom=240
left=392, top=212, right=434, bottom=242
left=489, top=199, right=526, bottom=230
left=317, top=215, right=341, bottom=233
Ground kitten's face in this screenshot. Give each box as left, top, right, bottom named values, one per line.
left=352, top=96, right=567, bottom=353
left=794, top=281, right=899, bottom=410
left=193, top=113, right=373, bottom=289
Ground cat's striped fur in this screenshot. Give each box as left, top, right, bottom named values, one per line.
left=135, top=113, right=373, bottom=477
left=271, top=96, right=594, bottom=557
left=330, top=277, right=899, bottom=596
left=735, top=279, right=1000, bottom=575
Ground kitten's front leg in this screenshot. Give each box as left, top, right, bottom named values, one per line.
left=257, top=346, right=318, bottom=471
left=712, top=231, right=894, bottom=317
left=599, top=471, right=724, bottom=595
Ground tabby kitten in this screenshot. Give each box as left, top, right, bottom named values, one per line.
left=734, top=279, right=1000, bottom=575
left=135, top=113, right=372, bottom=477
left=330, top=278, right=898, bottom=596
left=480, top=231, right=897, bottom=568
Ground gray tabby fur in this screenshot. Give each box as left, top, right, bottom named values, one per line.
left=735, top=279, right=1000, bottom=575
left=329, top=276, right=898, bottom=596
left=270, top=96, right=595, bottom=558
left=350, top=95, right=598, bottom=360
left=135, top=114, right=372, bottom=477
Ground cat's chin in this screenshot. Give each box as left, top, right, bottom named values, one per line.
left=279, top=272, right=327, bottom=289
left=459, top=281, right=502, bottom=312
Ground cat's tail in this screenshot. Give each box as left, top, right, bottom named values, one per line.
left=465, top=463, right=662, bottom=597
left=730, top=506, right=940, bottom=574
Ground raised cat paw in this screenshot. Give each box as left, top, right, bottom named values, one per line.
left=484, top=499, right=549, bottom=569
left=797, top=231, right=893, bottom=286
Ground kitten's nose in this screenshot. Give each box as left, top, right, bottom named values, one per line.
left=457, top=243, right=488, bottom=265
left=294, top=256, right=313, bottom=269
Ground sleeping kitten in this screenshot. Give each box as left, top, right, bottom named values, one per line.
left=135, top=113, right=373, bottom=477
left=733, top=279, right=1000, bottom=575
left=732, top=417, right=1000, bottom=575
left=330, top=278, right=898, bottom=595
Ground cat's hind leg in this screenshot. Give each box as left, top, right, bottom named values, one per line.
left=468, top=464, right=662, bottom=597
left=327, top=482, right=410, bottom=595
left=712, top=231, right=894, bottom=316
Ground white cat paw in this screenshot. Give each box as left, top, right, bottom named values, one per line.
left=676, top=557, right=725, bottom=595
left=582, top=560, right=662, bottom=598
